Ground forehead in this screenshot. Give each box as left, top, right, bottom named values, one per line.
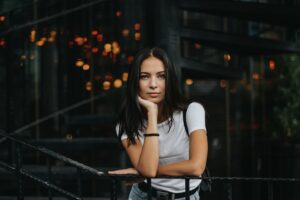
left=140, top=56, right=165, bottom=72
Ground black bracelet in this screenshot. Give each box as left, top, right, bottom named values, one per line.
left=144, top=133, right=159, bottom=137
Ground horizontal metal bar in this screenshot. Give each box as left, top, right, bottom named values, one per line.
left=0, top=161, right=81, bottom=200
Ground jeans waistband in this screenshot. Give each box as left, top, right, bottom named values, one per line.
left=138, top=182, right=199, bottom=199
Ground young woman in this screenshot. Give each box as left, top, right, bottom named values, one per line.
left=110, top=47, right=208, bottom=200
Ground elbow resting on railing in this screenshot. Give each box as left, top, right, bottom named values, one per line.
left=137, top=166, right=158, bottom=178
left=189, top=162, right=206, bottom=177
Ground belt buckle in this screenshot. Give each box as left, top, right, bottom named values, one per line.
left=156, top=190, right=174, bottom=200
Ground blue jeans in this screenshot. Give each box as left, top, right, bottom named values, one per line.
left=129, top=183, right=200, bottom=200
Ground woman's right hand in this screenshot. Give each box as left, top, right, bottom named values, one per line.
left=138, top=96, right=158, bottom=113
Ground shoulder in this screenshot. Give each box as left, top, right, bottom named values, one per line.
left=186, top=102, right=205, bottom=113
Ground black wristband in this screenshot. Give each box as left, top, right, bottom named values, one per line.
left=144, top=133, right=159, bottom=137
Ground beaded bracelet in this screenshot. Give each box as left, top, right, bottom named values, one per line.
left=144, top=133, right=159, bottom=137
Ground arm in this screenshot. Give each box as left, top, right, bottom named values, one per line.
left=118, top=97, right=159, bottom=177
left=158, top=129, right=208, bottom=176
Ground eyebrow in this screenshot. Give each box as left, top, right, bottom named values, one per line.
left=140, top=71, right=165, bottom=74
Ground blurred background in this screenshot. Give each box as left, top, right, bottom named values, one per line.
left=0, top=0, right=300, bottom=199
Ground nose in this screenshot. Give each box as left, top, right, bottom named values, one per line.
left=149, top=76, right=158, bottom=89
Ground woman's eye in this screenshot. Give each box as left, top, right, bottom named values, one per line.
left=140, top=75, right=149, bottom=80
left=158, top=74, right=166, bottom=79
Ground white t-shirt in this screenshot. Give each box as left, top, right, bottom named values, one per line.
left=116, top=102, right=206, bottom=193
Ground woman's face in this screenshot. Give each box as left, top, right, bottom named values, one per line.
left=138, top=56, right=166, bottom=105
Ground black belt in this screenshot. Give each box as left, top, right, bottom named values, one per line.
left=138, top=182, right=199, bottom=199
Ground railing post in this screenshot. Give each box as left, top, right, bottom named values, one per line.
left=267, top=181, right=274, bottom=200
left=110, top=178, right=117, bottom=200
left=146, top=178, right=152, bottom=200
left=77, top=168, right=82, bottom=198
left=46, top=157, right=53, bottom=200
left=185, top=178, right=190, bottom=200
left=15, top=142, right=23, bottom=200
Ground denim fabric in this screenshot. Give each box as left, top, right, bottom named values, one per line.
left=128, top=183, right=200, bottom=200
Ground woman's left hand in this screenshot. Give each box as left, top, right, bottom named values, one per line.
left=108, top=168, right=144, bottom=185
left=108, top=167, right=139, bottom=175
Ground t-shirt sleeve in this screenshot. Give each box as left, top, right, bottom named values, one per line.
left=115, top=124, right=128, bottom=140
left=186, top=102, right=206, bottom=135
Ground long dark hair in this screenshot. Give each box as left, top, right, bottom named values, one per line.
left=116, top=47, right=187, bottom=145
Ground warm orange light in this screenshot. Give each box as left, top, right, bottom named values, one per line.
left=122, top=72, right=128, bottom=81
left=224, top=53, right=231, bottom=62
left=103, top=81, right=111, bottom=90
left=220, top=80, right=227, bottom=88
left=194, top=43, right=202, bottom=49
left=75, top=59, right=84, bottom=67
left=91, top=30, right=98, bottom=36
left=0, top=16, right=5, bottom=22
left=134, top=32, right=141, bottom=41
left=92, top=47, right=99, bottom=53
left=122, top=29, right=130, bottom=37
left=97, top=34, right=103, bottom=42
left=134, top=23, right=141, bottom=31
left=185, top=79, right=193, bottom=85
left=252, top=72, right=260, bottom=80
left=30, top=29, right=36, bottom=42
left=104, top=43, right=112, bottom=53
left=50, top=31, right=57, bottom=37
left=112, top=41, right=120, bottom=54
left=86, top=81, right=92, bottom=91
left=127, top=56, right=134, bottom=64
left=47, top=37, right=55, bottom=42
left=83, top=64, right=90, bottom=70
left=74, top=36, right=84, bottom=46
left=83, top=37, right=88, bottom=42
left=36, top=40, right=45, bottom=46
left=116, top=11, right=122, bottom=17
left=113, top=79, right=123, bottom=88
left=268, top=59, right=276, bottom=71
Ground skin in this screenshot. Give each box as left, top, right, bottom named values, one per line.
left=109, top=56, right=208, bottom=179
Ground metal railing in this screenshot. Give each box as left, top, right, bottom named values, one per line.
left=1, top=131, right=300, bottom=200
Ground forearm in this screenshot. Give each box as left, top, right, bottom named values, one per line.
left=136, top=109, right=159, bottom=177
left=158, top=159, right=206, bottom=177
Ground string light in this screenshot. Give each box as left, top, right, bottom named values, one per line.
left=86, top=81, right=92, bottom=91
left=103, top=81, right=111, bottom=90
left=252, top=72, right=260, bottom=80
left=75, top=59, right=84, bottom=67
left=92, top=47, right=99, bottom=53
left=224, top=53, right=231, bottom=62
left=30, top=29, right=36, bottom=42
left=122, top=72, right=128, bottom=81
left=116, top=11, right=122, bottom=17
left=97, top=34, right=103, bottom=42
left=104, top=43, right=112, bottom=53
left=134, top=32, right=141, bottom=41
left=268, top=59, right=276, bottom=71
left=122, top=29, right=130, bottom=37
left=113, top=79, right=122, bottom=88
left=91, top=30, right=98, bottom=36
left=194, top=42, right=202, bottom=49
left=185, top=79, right=193, bottom=85
left=0, top=16, right=5, bottom=22
left=134, top=23, right=141, bottom=31
left=83, top=64, right=90, bottom=71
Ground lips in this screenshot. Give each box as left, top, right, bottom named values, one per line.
left=148, top=93, right=160, bottom=97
